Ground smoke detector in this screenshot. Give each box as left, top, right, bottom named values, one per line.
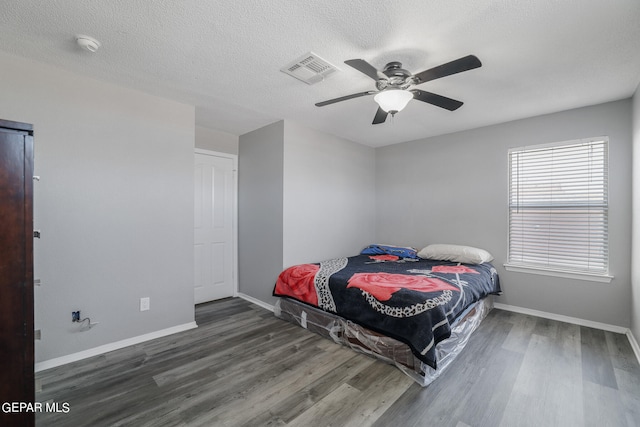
left=76, top=35, right=101, bottom=53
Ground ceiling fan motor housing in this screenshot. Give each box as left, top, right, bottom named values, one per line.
left=379, top=62, right=413, bottom=89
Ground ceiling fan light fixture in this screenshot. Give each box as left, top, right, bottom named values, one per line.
left=374, top=89, right=413, bottom=114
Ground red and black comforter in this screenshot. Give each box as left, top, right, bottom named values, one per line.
left=273, top=254, right=501, bottom=369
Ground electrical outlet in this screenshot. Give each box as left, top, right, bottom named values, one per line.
left=140, top=297, right=150, bottom=311
left=72, top=311, right=80, bottom=322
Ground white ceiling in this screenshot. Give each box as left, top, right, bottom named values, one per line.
left=1, top=1, right=639, bottom=147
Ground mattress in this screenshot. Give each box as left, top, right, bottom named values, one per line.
left=273, top=254, right=500, bottom=370
left=274, top=295, right=494, bottom=386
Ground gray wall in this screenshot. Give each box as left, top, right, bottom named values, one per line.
left=238, top=121, right=285, bottom=304
left=238, top=120, right=377, bottom=305
left=376, top=99, right=633, bottom=327
left=283, top=121, right=376, bottom=267
left=632, top=87, right=640, bottom=339
left=195, top=125, right=239, bottom=155
left=0, top=52, right=196, bottom=362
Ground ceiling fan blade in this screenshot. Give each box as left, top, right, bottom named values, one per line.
left=315, top=91, right=376, bottom=107
left=411, top=89, right=464, bottom=111
left=344, top=59, right=385, bottom=81
left=413, top=55, right=482, bottom=84
left=372, top=107, right=389, bottom=124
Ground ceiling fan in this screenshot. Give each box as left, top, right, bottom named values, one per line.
left=315, top=55, right=482, bottom=124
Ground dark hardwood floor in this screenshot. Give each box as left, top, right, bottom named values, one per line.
left=36, top=298, right=640, bottom=426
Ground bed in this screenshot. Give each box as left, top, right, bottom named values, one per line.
left=273, top=244, right=501, bottom=386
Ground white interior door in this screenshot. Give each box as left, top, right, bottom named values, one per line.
left=194, top=151, right=236, bottom=304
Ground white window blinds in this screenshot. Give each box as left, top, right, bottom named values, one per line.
left=508, top=138, right=609, bottom=275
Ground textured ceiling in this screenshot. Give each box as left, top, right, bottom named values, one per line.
left=1, top=0, right=639, bottom=147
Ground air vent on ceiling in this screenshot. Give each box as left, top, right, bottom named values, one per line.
left=281, top=52, right=339, bottom=85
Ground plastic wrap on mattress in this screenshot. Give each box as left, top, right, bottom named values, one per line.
left=274, top=296, right=493, bottom=387
left=273, top=300, right=343, bottom=342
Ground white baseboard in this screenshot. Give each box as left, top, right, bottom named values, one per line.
left=35, top=300, right=640, bottom=372
left=237, top=292, right=275, bottom=312
left=241, top=296, right=639, bottom=366
left=627, top=330, right=640, bottom=365
left=35, top=321, right=198, bottom=372
left=493, top=303, right=628, bottom=334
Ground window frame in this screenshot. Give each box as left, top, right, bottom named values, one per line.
left=504, top=137, right=613, bottom=283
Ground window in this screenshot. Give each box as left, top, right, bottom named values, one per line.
left=506, top=137, right=610, bottom=281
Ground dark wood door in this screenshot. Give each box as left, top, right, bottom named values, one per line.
left=0, top=119, right=34, bottom=427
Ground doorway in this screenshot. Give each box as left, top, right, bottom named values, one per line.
left=194, top=150, right=237, bottom=303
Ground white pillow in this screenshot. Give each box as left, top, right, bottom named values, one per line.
left=417, top=244, right=493, bottom=264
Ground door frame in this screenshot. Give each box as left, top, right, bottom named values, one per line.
left=194, top=149, right=239, bottom=300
